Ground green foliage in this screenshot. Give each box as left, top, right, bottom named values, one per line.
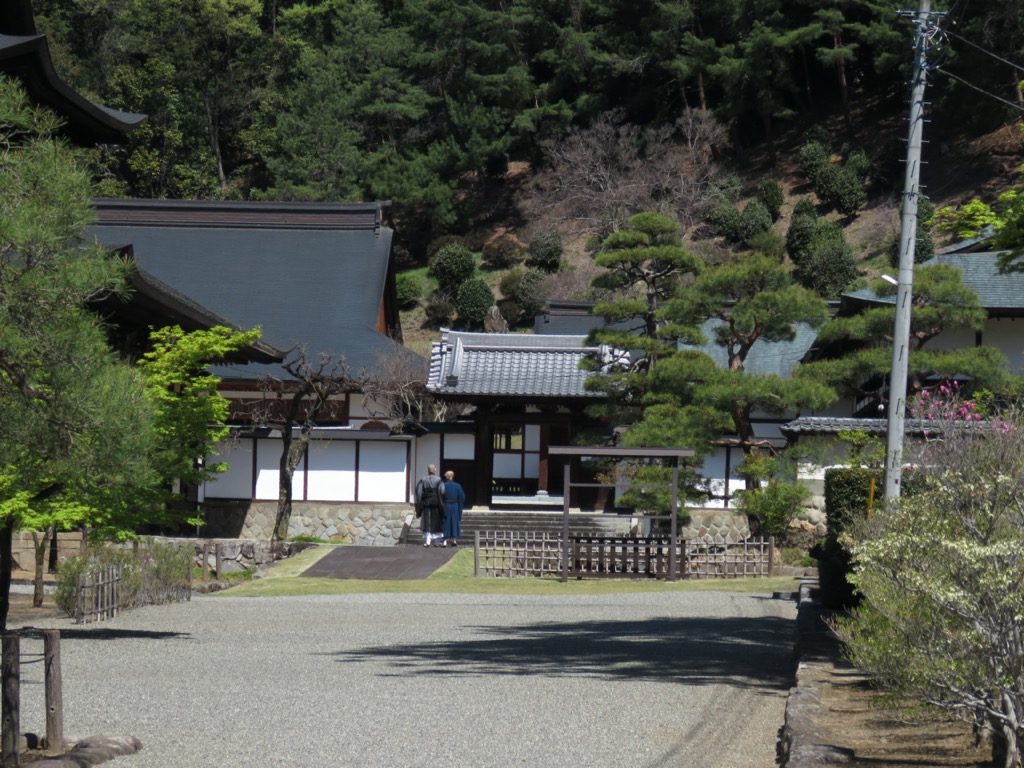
left=55, top=541, right=192, bottom=617
left=795, top=238, right=858, bottom=298
left=933, top=199, right=995, bottom=241
left=733, top=454, right=809, bottom=539
left=454, top=278, right=494, bottom=327
left=798, top=141, right=831, bottom=186
left=137, top=325, right=260, bottom=496
left=527, top=230, right=563, bottom=272
left=835, top=410, right=1024, bottom=764
left=426, top=235, right=468, bottom=260
left=481, top=235, right=525, bottom=270
left=424, top=292, right=455, bottom=327
left=813, top=467, right=881, bottom=610
left=395, top=273, right=424, bottom=309
left=747, top=230, right=786, bottom=260
left=428, top=243, right=477, bottom=297
left=499, top=266, right=546, bottom=323
left=816, top=164, right=867, bottom=217
left=756, top=178, right=784, bottom=222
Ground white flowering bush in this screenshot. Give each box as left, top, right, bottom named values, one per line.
left=833, top=393, right=1024, bottom=768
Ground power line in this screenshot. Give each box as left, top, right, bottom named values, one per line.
left=933, top=67, right=1024, bottom=114
left=944, top=28, right=1024, bottom=73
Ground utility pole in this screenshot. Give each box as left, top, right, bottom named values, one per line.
left=884, top=0, right=936, bottom=504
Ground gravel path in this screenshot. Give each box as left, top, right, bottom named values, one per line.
left=12, top=591, right=796, bottom=768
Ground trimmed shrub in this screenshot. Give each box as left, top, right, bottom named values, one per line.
left=795, top=237, right=858, bottom=298
left=748, top=230, right=786, bottom=260
left=708, top=202, right=743, bottom=241
left=395, top=273, right=424, bottom=309
left=798, top=141, right=831, bottom=187
left=735, top=481, right=809, bottom=539
left=756, top=178, right=785, bottom=222
left=499, top=267, right=546, bottom=323
left=482, top=235, right=525, bottom=269
left=786, top=205, right=820, bottom=266
left=811, top=467, right=881, bottom=609
left=455, top=278, right=495, bottom=327
left=736, top=199, right=773, bottom=244
left=426, top=234, right=467, bottom=259
left=527, top=230, right=564, bottom=272
left=817, top=165, right=867, bottom=217
left=429, top=243, right=476, bottom=297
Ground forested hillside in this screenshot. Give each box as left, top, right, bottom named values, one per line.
left=34, top=0, right=1024, bottom=343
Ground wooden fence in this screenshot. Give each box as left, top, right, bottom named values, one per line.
left=75, top=563, right=123, bottom=624
left=473, top=531, right=775, bottom=580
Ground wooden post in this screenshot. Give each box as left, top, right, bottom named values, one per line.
left=768, top=536, right=776, bottom=578
left=473, top=531, right=480, bottom=577
left=42, top=631, right=62, bottom=755
left=561, top=461, right=571, bottom=583
left=2, top=634, right=20, bottom=767
left=214, top=543, right=223, bottom=580
left=668, top=460, right=679, bottom=582
left=201, top=541, right=210, bottom=582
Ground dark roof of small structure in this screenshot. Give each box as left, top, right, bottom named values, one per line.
left=0, top=1, right=145, bottom=144
left=87, top=198, right=417, bottom=381
left=841, top=252, right=1024, bottom=316
left=426, top=329, right=622, bottom=400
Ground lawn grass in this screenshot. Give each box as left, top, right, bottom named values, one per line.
left=211, top=546, right=805, bottom=598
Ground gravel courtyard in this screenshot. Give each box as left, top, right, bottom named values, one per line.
left=12, top=591, right=796, bottom=768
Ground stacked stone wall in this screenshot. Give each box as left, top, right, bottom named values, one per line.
left=201, top=500, right=412, bottom=545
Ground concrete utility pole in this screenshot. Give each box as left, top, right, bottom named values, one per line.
left=884, top=0, right=935, bottom=504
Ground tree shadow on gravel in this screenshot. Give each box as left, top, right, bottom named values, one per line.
left=333, top=614, right=795, bottom=689
left=14, top=627, right=190, bottom=641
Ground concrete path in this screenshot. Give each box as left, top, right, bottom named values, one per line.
left=11, top=591, right=797, bottom=768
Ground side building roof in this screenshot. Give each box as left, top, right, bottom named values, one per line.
left=87, top=198, right=419, bottom=382
left=0, top=0, right=145, bottom=144
left=841, top=252, right=1024, bottom=317
left=426, top=329, right=623, bottom=402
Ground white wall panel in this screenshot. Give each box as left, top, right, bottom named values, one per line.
left=307, top=441, right=356, bottom=501
left=204, top=440, right=254, bottom=499
left=358, top=442, right=408, bottom=502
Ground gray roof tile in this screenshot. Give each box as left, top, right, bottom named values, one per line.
left=426, top=330, right=617, bottom=399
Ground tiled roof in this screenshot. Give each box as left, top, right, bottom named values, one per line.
left=781, top=416, right=974, bottom=436
left=88, top=199, right=420, bottom=381
left=426, top=330, right=621, bottom=399
left=843, top=252, right=1024, bottom=315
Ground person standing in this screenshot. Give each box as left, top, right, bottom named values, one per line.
left=415, top=464, right=446, bottom=547
left=441, top=470, right=465, bottom=547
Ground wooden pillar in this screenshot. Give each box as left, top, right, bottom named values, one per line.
left=669, top=460, right=679, bottom=582
left=537, top=424, right=550, bottom=494
left=561, top=462, right=571, bottom=583
left=474, top=411, right=493, bottom=507
left=42, top=631, right=62, bottom=755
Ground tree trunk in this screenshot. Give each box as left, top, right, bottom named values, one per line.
left=0, top=520, right=12, bottom=633
left=273, top=429, right=310, bottom=543
left=30, top=527, right=53, bottom=609
left=835, top=33, right=853, bottom=134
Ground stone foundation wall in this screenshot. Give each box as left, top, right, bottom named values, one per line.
left=151, top=537, right=314, bottom=574
left=681, top=510, right=752, bottom=544
left=201, top=500, right=412, bottom=545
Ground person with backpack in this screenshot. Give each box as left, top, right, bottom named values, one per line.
left=414, top=464, right=446, bottom=547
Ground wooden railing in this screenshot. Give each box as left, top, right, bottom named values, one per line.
left=473, top=531, right=775, bottom=580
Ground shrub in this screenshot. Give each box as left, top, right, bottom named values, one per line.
left=735, top=481, right=809, bottom=539
left=527, top=230, right=563, bottom=272
left=455, top=278, right=495, bottom=327
left=798, top=141, right=831, bottom=186
left=794, top=237, right=858, bottom=298
left=499, top=266, right=546, bottom=323
left=786, top=204, right=821, bottom=266
left=803, top=124, right=832, bottom=149
left=428, top=243, right=476, bottom=297
left=426, top=234, right=467, bottom=259
left=424, top=291, right=455, bottom=326
left=817, top=165, right=867, bottom=217
left=934, top=197, right=997, bottom=241
left=395, top=273, right=423, bottom=309
left=748, top=230, right=786, bottom=260
left=708, top=201, right=743, bottom=241
left=736, top=199, right=773, bottom=244
left=56, top=542, right=192, bottom=618
left=482, top=235, right=526, bottom=269
left=756, top=178, right=784, bottom=222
